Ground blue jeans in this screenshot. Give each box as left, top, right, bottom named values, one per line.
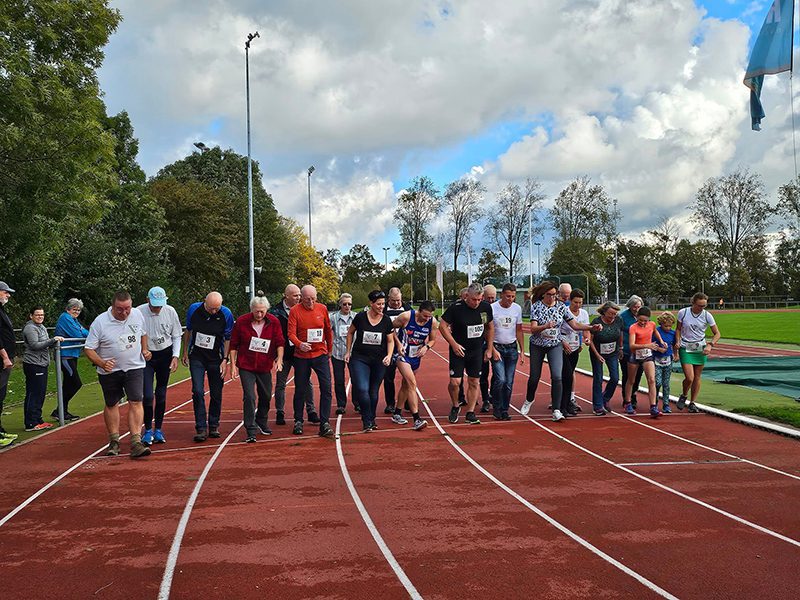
left=292, top=354, right=332, bottom=425
left=526, top=344, right=563, bottom=406
left=491, top=344, right=519, bottom=413
left=350, top=355, right=386, bottom=428
left=144, top=347, right=172, bottom=430
left=590, top=352, right=619, bottom=411
left=189, top=357, right=224, bottom=432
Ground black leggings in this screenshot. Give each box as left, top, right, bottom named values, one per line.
left=60, top=357, right=83, bottom=411
left=526, top=344, right=564, bottom=407
left=560, top=349, right=581, bottom=413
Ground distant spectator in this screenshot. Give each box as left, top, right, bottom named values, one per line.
left=23, top=306, right=64, bottom=431
left=54, top=298, right=90, bottom=421
left=0, top=281, right=18, bottom=443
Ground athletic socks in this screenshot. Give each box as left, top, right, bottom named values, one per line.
left=412, top=412, right=420, bottom=421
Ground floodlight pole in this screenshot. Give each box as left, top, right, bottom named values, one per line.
left=245, top=31, right=260, bottom=299
left=307, top=166, right=315, bottom=245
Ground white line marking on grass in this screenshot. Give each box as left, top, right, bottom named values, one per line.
left=158, top=422, right=244, bottom=600
left=414, top=386, right=678, bottom=600
left=336, top=380, right=423, bottom=598
left=0, top=375, right=195, bottom=528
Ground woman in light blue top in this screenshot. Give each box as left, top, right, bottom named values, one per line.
left=54, top=298, right=89, bottom=420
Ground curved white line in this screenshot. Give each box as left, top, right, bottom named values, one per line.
left=415, top=387, right=677, bottom=599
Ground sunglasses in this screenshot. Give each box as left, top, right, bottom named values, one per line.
left=341, top=302, right=352, bottom=306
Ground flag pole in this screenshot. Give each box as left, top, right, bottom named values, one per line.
left=791, top=0, right=798, bottom=178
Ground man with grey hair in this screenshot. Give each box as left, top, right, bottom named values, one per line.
left=0, top=282, right=17, bottom=441
left=439, top=282, right=494, bottom=425
left=271, top=283, right=316, bottom=425
left=330, top=293, right=355, bottom=414
left=382, top=287, right=412, bottom=414
left=182, top=291, right=235, bottom=442
left=558, top=283, right=573, bottom=305
left=54, top=297, right=90, bottom=421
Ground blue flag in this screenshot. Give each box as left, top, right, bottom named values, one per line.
left=743, top=0, right=795, bottom=131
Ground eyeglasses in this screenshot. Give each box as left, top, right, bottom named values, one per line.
left=370, top=292, right=386, bottom=300
left=544, top=292, right=557, bottom=297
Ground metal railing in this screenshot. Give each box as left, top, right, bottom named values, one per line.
left=52, top=337, right=87, bottom=427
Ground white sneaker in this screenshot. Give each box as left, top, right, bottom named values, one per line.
left=391, top=414, right=408, bottom=425
left=521, top=400, right=533, bottom=416
left=552, top=409, right=565, bottom=422
left=413, top=419, right=428, bottom=431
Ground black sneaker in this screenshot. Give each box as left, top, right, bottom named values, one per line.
left=384, top=405, right=395, bottom=414
left=501, top=412, right=512, bottom=421
left=370, top=422, right=378, bottom=431
left=275, top=411, right=286, bottom=425
left=593, top=408, right=607, bottom=416
left=66, top=412, right=80, bottom=421
left=492, top=410, right=503, bottom=420
left=457, top=398, right=467, bottom=407
left=687, top=402, right=699, bottom=413
left=480, top=401, right=492, bottom=413
left=308, top=412, right=321, bottom=424
left=193, top=431, right=207, bottom=442
left=319, top=423, right=334, bottom=438
left=256, top=423, right=272, bottom=435
left=677, top=395, right=687, bottom=410
left=292, top=421, right=303, bottom=435
left=465, top=412, right=481, bottom=425
left=335, top=407, right=346, bottom=415
left=245, top=436, right=256, bottom=443
left=208, top=428, right=221, bottom=438
left=565, top=409, right=578, bottom=417
left=448, top=406, right=460, bottom=423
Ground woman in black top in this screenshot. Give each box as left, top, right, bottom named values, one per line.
left=346, top=290, right=395, bottom=432
left=588, top=301, right=624, bottom=415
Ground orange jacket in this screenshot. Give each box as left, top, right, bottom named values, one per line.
left=287, top=303, right=333, bottom=358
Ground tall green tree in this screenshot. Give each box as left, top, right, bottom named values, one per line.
left=341, top=244, right=383, bottom=285
left=475, top=248, right=507, bottom=283
left=443, top=177, right=485, bottom=295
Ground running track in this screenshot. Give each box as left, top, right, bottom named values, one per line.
left=0, top=355, right=798, bottom=599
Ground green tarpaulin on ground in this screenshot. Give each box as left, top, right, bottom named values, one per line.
left=695, top=357, right=800, bottom=399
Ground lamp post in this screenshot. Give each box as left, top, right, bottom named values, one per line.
left=382, top=246, right=390, bottom=272
left=613, top=199, right=620, bottom=305
left=528, top=211, right=533, bottom=288
left=534, top=242, right=541, bottom=283
left=307, top=165, right=315, bottom=246
left=245, top=31, right=260, bottom=299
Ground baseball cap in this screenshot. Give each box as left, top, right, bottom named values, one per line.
left=0, top=282, right=15, bottom=293
left=148, top=286, right=168, bottom=307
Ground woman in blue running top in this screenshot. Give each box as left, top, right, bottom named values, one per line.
left=391, top=300, right=438, bottom=431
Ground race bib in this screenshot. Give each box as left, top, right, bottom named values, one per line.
left=307, top=328, right=323, bottom=343
left=686, top=341, right=706, bottom=353
left=655, top=355, right=671, bottom=366
left=151, top=336, right=166, bottom=347
left=542, top=328, right=558, bottom=340
left=499, top=316, right=513, bottom=329
left=600, top=342, right=616, bottom=354
left=408, top=344, right=422, bottom=358
left=195, top=332, right=215, bottom=350
left=566, top=332, right=580, bottom=351
left=338, top=324, right=349, bottom=337
left=118, top=332, right=138, bottom=352
left=635, top=348, right=652, bottom=360
left=249, top=337, right=271, bottom=354
left=362, top=331, right=382, bottom=345
left=467, top=324, right=484, bottom=339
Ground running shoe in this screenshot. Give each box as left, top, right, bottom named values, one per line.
left=677, top=394, right=687, bottom=410
left=153, top=429, right=166, bottom=443
left=458, top=397, right=467, bottom=407
left=649, top=405, right=661, bottom=418
left=465, top=412, right=481, bottom=425
left=245, top=436, right=256, bottom=443
left=256, top=423, right=272, bottom=435
left=492, top=410, right=503, bottom=420
left=362, top=424, right=372, bottom=433
left=319, top=423, right=334, bottom=438
left=413, top=419, right=428, bottom=431
left=0, top=431, right=18, bottom=440
left=142, top=429, right=154, bottom=446
left=0, top=437, right=13, bottom=448
left=603, top=401, right=611, bottom=414
left=308, top=412, right=321, bottom=424
left=448, top=406, right=460, bottom=423
left=480, top=400, right=492, bottom=413
left=565, top=408, right=578, bottom=417
left=384, top=405, right=395, bottom=414
left=130, top=441, right=151, bottom=459
left=335, top=407, right=346, bottom=415
left=26, top=423, right=52, bottom=432
left=276, top=411, right=286, bottom=425
left=370, top=422, right=378, bottom=430
left=593, top=408, right=607, bottom=416
left=552, top=409, right=565, bottom=422
left=520, top=400, right=533, bottom=416
left=662, top=404, right=672, bottom=414
left=208, top=428, right=221, bottom=438
left=292, top=421, right=303, bottom=435
left=624, top=403, right=635, bottom=415
left=500, top=412, right=512, bottom=421
left=391, top=414, right=408, bottom=425
left=687, top=402, right=699, bottom=413
left=106, top=440, right=120, bottom=456
left=193, top=431, right=208, bottom=442
left=66, top=412, right=80, bottom=421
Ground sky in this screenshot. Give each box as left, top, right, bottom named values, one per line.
left=98, top=0, right=797, bottom=276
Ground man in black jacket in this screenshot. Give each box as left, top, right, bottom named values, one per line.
left=0, top=282, right=19, bottom=443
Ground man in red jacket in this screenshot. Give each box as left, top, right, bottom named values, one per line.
left=287, top=285, right=334, bottom=438
left=229, top=295, right=285, bottom=443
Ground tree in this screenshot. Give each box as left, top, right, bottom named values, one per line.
left=475, top=248, right=507, bottom=283
left=547, top=238, right=606, bottom=298
left=691, top=168, right=772, bottom=276
left=393, top=176, right=442, bottom=300
left=321, top=248, right=343, bottom=281
left=485, top=178, right=544, bottom=282
left=647, top=215, right=681, bottom=257
left=280, top=218, right=340, bottom=304
left=443, top=177, right=485, bottom=295
left=341, top=244, right=383, bottom=285
left=777, top=175, right=800, bottom=234
left=550, top=175, right=618, bottom=243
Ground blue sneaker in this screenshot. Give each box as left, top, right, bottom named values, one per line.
left=142, top=429, right=154, bottom=446
left=662, top=404, right=672, bottom=414
left=624, top=403, right=635, bottom=415
left=649, top=405, right=661, bottom=418
left=153, top=429, right=166, bottom=443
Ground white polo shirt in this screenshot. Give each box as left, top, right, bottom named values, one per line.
left=137, top=303, right=183, bottom=356
left=491, top=301, right=523, bottom=345
left=85, top=307, right=147, bottom=374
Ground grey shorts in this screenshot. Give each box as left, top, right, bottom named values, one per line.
left=98, top=368, right=144, bottom=407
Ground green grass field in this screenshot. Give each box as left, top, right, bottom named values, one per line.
left=708, top=311, right=800, bottom=344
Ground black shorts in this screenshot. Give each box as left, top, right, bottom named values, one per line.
left=449, top=347, right=483, bottom=379
left=98, top=368, right=144, bottom=407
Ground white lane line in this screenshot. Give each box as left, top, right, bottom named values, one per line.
left=335, top=380, right=423, bottom=598
left=0, top=374, right=194, bottom=528
left=157, top=422, right=244, bottom=600
left=415, top=387, right=677, bottom=600
left=429, top=350, right=800, bottom=548
left=617, top=460, right=743, bottom=467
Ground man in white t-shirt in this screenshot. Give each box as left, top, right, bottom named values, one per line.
left=490, top=283, right=525, bottom=421
left=84, top=291, right=151, bottom=458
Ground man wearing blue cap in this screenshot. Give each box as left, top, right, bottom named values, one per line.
left=137, top=286, right=183, bottom=445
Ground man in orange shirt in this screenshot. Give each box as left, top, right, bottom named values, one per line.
left=287, top=285, right=334, bottom=437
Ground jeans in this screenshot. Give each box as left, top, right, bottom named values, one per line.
left=590, top=352, right=619, bottom=412
left=350, top=355, right=386, bottom=428
left=60, top=357, right=82, bottom=412
left=331, top=357, right=354, bottom=409
left=560, top=349, right=581, bottom=413
left=292, top=355, right=332, bottom=425
left=382, top=360, right=398, bottom=408
left=621, top=352, right=643, bottom=404
left=240, top=368, right=272, bottom=436
left=189, top=357, right=224, bottom=432
left=275, top=351, right=315, bottom=416
left=143, top=348, right=172, bottom=430
left=23, top=363, right=48, bottom=427
left=480, top=359, right=492, bottom=404
left=491, top=344, right=519, bottom=413
left=654, top=363, right=672, bottom=407
left=526, top=344, right=563, bottom=407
